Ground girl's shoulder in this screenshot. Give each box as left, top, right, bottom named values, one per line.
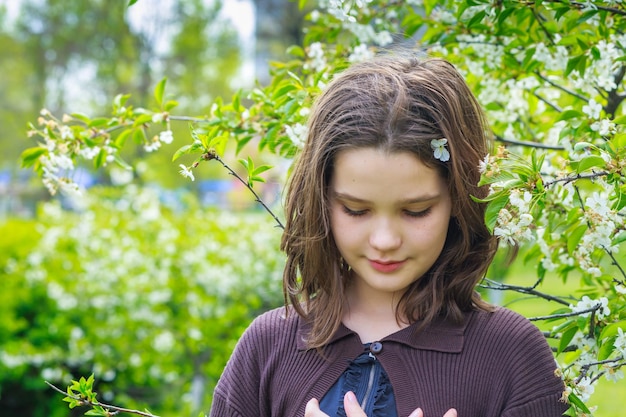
left=467, top=306, right=549, bottom=350
left=242, top=305, right=302, bottom=346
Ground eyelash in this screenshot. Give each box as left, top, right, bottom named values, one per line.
left=342, top=206, right=432, bottom=218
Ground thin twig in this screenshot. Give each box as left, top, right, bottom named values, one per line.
left=534, top=71, right=589, bottom=102
left=494, top=134, right=565, bottom=150
left=480, top=278, right=571, bottom=305
left=528, top=304, right=602, bottom=322
left=206, top=152, right=284, bottom=230
left=46, top=381, right=159, bottom=417
left=532, top=91, right=563, bottom=113
left=547, top=0, right=626, bottom=17
left=169, top=115, right=210, bottom=123
left=543, top=171, right=610, bottom=188
left=575, top=357, right=626, bottom=383
left=531, top=6, right=555, bottom=46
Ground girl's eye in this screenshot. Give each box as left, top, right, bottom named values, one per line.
left=342, top=206, right=367, bottom=217
left=404, top=207, right=431, bottom=218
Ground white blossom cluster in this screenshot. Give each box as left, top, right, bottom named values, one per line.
left=574, top=189, right=622, bottom=276
left=493, top=189, right=535, bottom=246
left=144, top=113, right=174, bottom=152
left=570, top=296, right=611, bottom=319
left=5, top=188, right=285, bottom=395
left=320, top=0, right=374, bottom=23
left=285, top=122, right=308, bottom=148
left=304, top=42, right=327, bottom=73
left=30, top=109, right=177, bottom=195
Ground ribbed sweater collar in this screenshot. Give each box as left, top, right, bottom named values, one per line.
left=296, top=311, right=472, bottom=353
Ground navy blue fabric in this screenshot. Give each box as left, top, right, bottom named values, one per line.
left=319, top=345, right=397, bottom=417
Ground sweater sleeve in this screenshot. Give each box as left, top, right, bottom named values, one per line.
left=495, top=309, right=568, bottom=417
left=209, top=311, right=270, bottom=417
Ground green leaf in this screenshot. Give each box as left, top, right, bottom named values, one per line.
left=568, top=392, right=592, bottom=414
left=88, top=118, right=109, bottom=128
left=599, top=321, right=626, bottom=340
left=565, top=55, right=585, bottom=76
left=164, top=100, right=179, bottom=111
left=71, top=113, right=92, bottom=124
left=598, top=336, right=616, bottom=361
left=132, top=128, right=146, bottom=144
left=252, top=165, right=272, bottom=176
left=113, top=93, right=130, bottom=110
left=239, top=157, right=252, bottom=172
left=128, top=0, right=139, bottom=5
left=94, top=148, right=106, bottom=169
left=575, top=155, right=606, bottom=173
left=484, top=193, right=510, bottom=233
left=558, top=109, right=583, bottom=121
left=467, top=10, right=487, bottom=28
left=133, top=114, right=153, bottom=127
left=172, top=144, right=192, bottom=161
left=154, top=78, right=167, bottom=107
left=558, top=325, right=578, bottom=354
left=114, top=129, right=132, bottom=148
left=613, top=115, right=626, bottom=125
left=113, top=155, right=132, bottom=171
left=250, top=176, right=266, bottom=184
left=232, top=90, right=242, bottom=112
left=567, top=224, right=587, bottom=255
left=20, top=147, right=48, bottom=168
left=614, top=231, right=626, bottom=245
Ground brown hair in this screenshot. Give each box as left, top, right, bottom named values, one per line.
left=280, top=55, right=498, bottom=349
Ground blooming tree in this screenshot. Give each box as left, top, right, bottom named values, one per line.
left=20, top=0, right=626, bottom=415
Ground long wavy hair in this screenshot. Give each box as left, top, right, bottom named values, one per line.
left=280, top=55, right=498, bottom=349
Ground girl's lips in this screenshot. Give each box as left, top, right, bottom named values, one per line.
left=369, top=260, right=405, bottom=273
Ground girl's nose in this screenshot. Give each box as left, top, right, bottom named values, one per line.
left=369, top=218, right=402, bottom=252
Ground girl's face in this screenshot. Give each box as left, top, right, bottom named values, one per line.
left=329, top=147, right=452, bottom=299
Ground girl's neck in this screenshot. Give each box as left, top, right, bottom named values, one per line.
left=342, top=283, right=410, bottom=343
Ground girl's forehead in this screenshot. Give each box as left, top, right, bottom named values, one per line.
left=330, top=148, right=448, bottom=201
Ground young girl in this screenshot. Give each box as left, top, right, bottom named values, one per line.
left=209, top=56, right=568, bottom=417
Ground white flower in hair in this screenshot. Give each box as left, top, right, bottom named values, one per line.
left=431, top=138, right=450, bottom=162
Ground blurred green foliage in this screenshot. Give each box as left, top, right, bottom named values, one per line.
left=0, top=0, right=241, bottom=185
left=0, top=187, right=285, bottom=416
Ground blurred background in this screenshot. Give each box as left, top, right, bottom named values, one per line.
left=0, top=1, right=306, bottom=416
left=0, top=0, right=306, bottom=217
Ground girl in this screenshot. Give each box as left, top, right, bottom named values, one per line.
left=209, top=56, right=568, bottom=417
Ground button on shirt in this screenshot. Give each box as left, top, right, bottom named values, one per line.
left=319, top=342, right=397, bottom=417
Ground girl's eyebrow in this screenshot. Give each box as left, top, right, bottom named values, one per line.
left=332, top=191, right=440, bottom=204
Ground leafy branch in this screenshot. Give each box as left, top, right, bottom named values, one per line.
left=528, top=304, right=603, bottom=322
left=201, top=151, right=285, bottom=230
left=480, top=278, right=571, bottom=306
left=543, top=171, right=611, bottom=188
left=46, top=376, right=159, bottom=417
left=494, top=134, right=565, bottom=150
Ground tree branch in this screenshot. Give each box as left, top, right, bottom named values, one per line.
left=605, top=65, right=626, bottom=117
left=527, top=304, right=602, bottom=322
left=46, top=381, right=159, bottom=417
left=548, top=0, right=626, bottom=17
left=480, top=278, right=571, bottom=305
left=494, top=134, right=565, bottom=150
left=534, top=71, right=589, bottom=102
left=543, top=171, right=611, bottom=188
left=204, top=152, right=284, bottom=230
left=533, top=91, right=563, bottom=113
left=531, top=6, right=555, bottom=46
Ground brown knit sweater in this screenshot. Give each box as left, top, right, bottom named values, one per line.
left=210, top=306, right=568, bottom=417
